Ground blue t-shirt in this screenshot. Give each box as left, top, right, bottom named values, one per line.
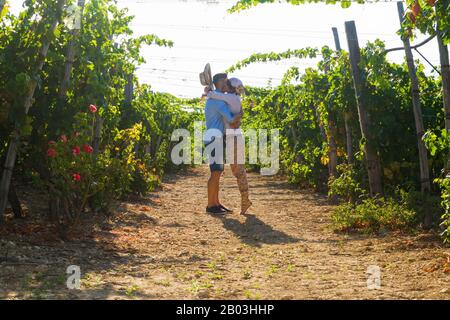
left=204, top=90, right=236, bottom=143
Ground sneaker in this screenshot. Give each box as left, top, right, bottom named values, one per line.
left=206, top=206, right=227, bottom=215
left=219, top=204, right=233, bottom=213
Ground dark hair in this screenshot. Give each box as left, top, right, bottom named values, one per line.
left=226, top=79, right=236, bottom=93
left=213, top=73, right=227, bottom=84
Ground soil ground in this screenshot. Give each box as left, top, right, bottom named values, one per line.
left=0, top=166, right=449, bottom=300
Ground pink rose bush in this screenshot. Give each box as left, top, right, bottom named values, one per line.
left=45, top=106, right=105, bottom=222
left=89, top=104, right=97, bottom=113
left=44, top=105, right=153, bottom=225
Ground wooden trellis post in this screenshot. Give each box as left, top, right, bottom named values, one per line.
left=0, top=1, right=5, bottom=15
left=124, top=73, right=139, bottom=156
left=322, top=84, right=338, bottom=179
left=59, top=0, right=86, bottom=100
left=321, top=30, right=338, bottom=179
left=332, top=27, right=341, bottom=52
left=332, top=27, right=353, bottom=165
left=0, top=153, right=23, bottom=219
left=436, top=0, right=450, bottom=172
left=345, top=20, right=383, bottom=196
left=8, top=184, right=23, bottom=219
left=125, top=73, right=134, bottom=106
left=437, top=0, right=450, bottom=132
left=397, top=2, right=430, bottom=194
left=325, top=101, right=338, bottom=179
left=0, top=0, right=66, bottom=220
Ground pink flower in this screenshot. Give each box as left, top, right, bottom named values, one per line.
left=83, top=144, right=94, bottom=154
left=47, top=148, right=57, bottom=158
left=72, top=146, right=81, bottom=156
left=48, top=140, right=56, bottom=146
left=60, top=135, right=68, bottom=143
left=72, top=173, right=81, bottom=182
left=89, top=104, right=97, bottom=113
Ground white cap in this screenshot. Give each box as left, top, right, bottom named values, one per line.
left=229, top=77, right=243, bottom=88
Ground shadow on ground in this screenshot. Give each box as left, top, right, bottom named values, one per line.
left=214, top=214, right=299, bottom=248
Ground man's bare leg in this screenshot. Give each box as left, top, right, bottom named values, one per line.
left=208, top=171, right=221, bottom=208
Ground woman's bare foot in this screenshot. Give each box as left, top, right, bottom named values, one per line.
left=240, top=196, right=252, bottom=215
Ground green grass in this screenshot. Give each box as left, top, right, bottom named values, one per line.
left=189, top=279, right=214, bottom=295
left=154, top=279, right=171, bottom=287
left=206, top=261, right=216, bottom=271
left=331, top=197, right=416, bottom=234
left=265, top=265, right=279, bottom=278
left=286, top=264, right=295, bottom=272
left=243, top=270, right=252, bottom=280
left=22, top=272, right=66, bottom=299
left=244, top=290, right=261, bottom=300
left=209, top=272, right=224, bottom=280
left=124, top=285, right=140, bottom=297
left=189, top=280, right=201, bottom=295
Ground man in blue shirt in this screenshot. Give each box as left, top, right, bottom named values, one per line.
left=204, top=73, right=241, bottom=215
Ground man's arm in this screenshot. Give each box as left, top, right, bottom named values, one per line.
left=215, top=102, right=241, bottom=125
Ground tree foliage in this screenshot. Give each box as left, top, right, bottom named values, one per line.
left=0, top=0, right=199, bottom=229
left=238, top=41, right=444, bottom=234
left=226, top=47, right=319, bottom=73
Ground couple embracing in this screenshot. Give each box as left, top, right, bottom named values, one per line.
left=202, top=72, right=252, bottom=216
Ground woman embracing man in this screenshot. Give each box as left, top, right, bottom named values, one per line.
left=200, top=67, right=252, bottom=216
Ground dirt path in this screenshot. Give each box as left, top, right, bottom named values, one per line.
left=1, top=166, right=449, bottom=299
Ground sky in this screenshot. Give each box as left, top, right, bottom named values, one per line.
left=9, top=0, right=441, bottom=98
